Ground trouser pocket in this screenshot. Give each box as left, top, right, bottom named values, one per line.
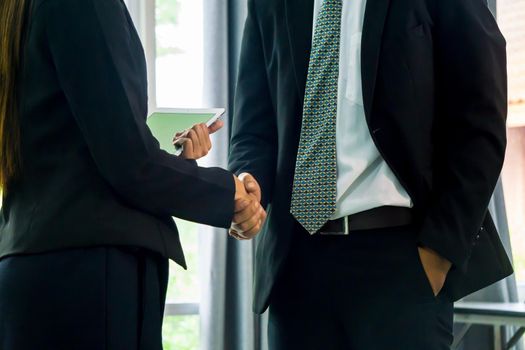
left=413, top=244, right=440, bottom=299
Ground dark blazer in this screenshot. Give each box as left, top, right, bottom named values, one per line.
left=229, top=0, right=514, bottom=313
left=0, top=0, right=235, bottom=268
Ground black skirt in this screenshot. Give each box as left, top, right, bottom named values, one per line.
left=0, top=246, right=169, bottom=350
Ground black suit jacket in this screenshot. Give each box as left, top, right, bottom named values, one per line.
left=0, top=0, right=235, bottom=268
left=229, top=0, right=514, bottom=313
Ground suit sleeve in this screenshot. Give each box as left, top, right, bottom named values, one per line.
left=44, top=0, right=235, bottom=228
left=228, top=0, right=278, bottom=208
left=418, top=0, right=507, bottom=272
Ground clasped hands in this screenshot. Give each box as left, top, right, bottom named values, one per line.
left=172, top=125, right=449, bottom=275
left=229, top=173, right=266, bottom=240
left=173, top=123, right=266, bottom=240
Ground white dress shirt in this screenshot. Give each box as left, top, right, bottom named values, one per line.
left=311, top=0, right=413, bottom=220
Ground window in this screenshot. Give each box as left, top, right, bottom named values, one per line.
left=155, top=0, right=204, bottom=108
left=498, top=0, right=525, bottom=288
left=126, top=0, right=205, bottom=348
left=156, top=1, right=204, bottom=349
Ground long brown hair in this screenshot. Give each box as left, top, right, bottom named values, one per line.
left=0, top=0, right=30, bottom=191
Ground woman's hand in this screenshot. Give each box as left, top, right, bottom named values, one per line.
left=173, top=120, right=224, bottom=160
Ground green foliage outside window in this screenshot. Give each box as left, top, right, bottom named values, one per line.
left=162, top=220, right=200, bottom=349
left=156, top=0, right=181, bottom=27
left=163, top=316, right=200, bottom=350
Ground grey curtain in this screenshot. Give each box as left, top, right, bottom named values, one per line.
left=199, top=1, right=268, bottom=349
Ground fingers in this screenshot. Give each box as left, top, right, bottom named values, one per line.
left=261, top=208, right=267, bottom=222
left=239, top=173, right=262, bottom=202
left=173, top=131, right=185, bottom=143
left=233, top=199, right=262, bottom=223
left=208, top=120, right=224, bottom=134
left=178, top=129, right=199, bottom=160
left=229, top=229, right=248, bottom=240
left=230, top=194, right=266, bottom=240
left=201, top=124, right=212, bottom=150
left=232, top=208, right=261, bottom=234
left=179, top=138, right=194, bottom=158
left=229, top=217, right=263, bottom=241
left=188, top=124, right=211, bottom=158
left=234, top=197, right=251, bottom=213
left=187, top=128, right=201, bottom=154
left=245, top=180, right=257, bottom=192
left=193, top=123, right=211, bottom=151
left=230, top=173, right=266, bottom=240
left=234, top=175, right=248, bottom=200
left=176, top=123, right=213, bottom=160
left=243, top=219, right=263, bottom=238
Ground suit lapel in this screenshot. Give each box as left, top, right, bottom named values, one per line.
left=361, top=0, right=391, bottom=120
left=285, top=0, right=314, bottom=101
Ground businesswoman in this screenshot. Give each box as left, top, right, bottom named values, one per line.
left=0, top=0, right=263, bottom=348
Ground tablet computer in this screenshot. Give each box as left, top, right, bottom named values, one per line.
left=147, top=108, right=225, bottom=156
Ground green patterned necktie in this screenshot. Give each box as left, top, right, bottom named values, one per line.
left=290, top=0, right=342, bottom=234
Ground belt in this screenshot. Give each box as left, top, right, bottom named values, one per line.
left=318, top=206, right=414, bottom=235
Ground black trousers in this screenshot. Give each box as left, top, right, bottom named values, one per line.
left=268, top=224, right=454, bottom=350
left=0, top=246, right=169, bottom=350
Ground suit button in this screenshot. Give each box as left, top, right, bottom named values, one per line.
left=480, top=226, right=485, bottom=232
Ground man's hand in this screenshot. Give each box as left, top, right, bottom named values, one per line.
left=229, top=175, right=267, bottom=240
left=238, top=173, right=262, bottom=202
left=418, top=246, right=452, bottom=296
left=173, top=120, right=224, bottom=160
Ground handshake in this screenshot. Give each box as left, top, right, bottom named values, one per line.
left=230, top=173, right=267, bottom=240
left=173, top=122, right=267, bottom=240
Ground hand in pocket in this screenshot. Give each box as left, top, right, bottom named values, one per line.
left=417, top=246, right=452, bottom=296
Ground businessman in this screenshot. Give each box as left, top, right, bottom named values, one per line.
left=229, top=0, right=514, bottom=349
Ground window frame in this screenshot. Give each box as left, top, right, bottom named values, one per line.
left=126, top=0, right=158, bottom=114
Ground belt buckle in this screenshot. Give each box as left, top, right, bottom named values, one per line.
left=342, top=216, right=350, bottom=235
left=320, top=216, right=350, bottom=236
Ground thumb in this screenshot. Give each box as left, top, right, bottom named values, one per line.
left=208, top=120, right=224, bottom=134
left=241, top=174, right=256, bottom=190
left=241, top=174, right=261, bottom=202
left=245, top=180, right=257, bottom=192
